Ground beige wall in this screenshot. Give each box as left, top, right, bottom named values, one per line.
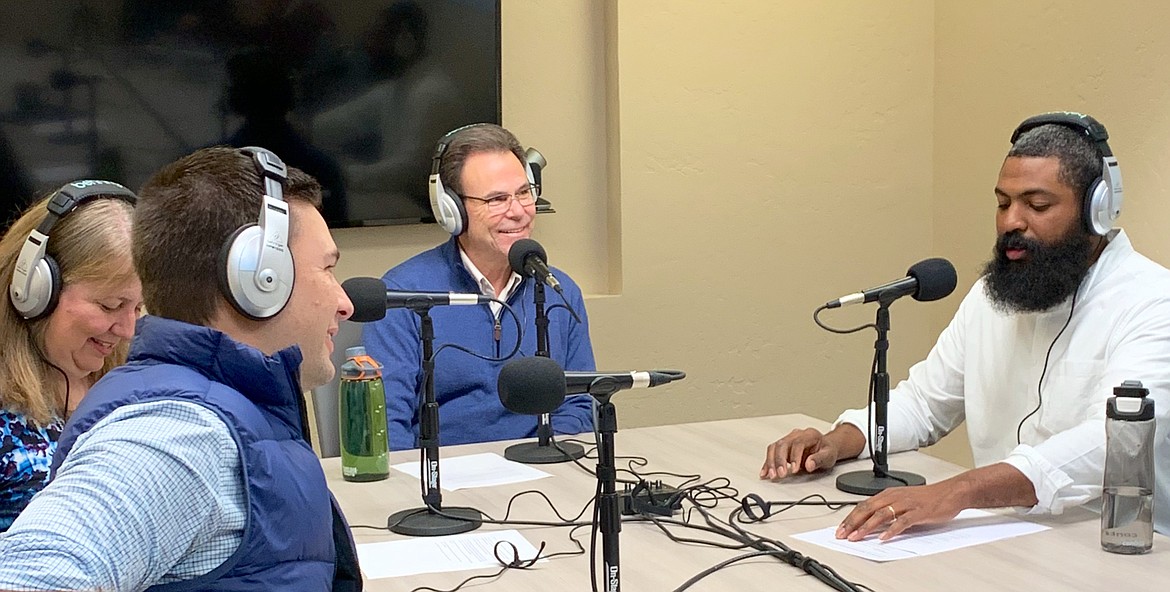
left=935, top=0, right=1170, bottom=306
left=335, top=1, right=1170, bottom=468
left=929, top=1, right=1170, bottom=465
left=595, top=2, right=939, bottom=430
left=335, top=0, right=943, bottom=458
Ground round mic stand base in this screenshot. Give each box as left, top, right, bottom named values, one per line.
left=387, top=506, right=483, bottom=537
left=835, top=469, right=926, bottom=496
left=835, top=301, right=927, bottom=497
left=508, top=280, right=587, bottom=466
left=503, top=440, right=586, bottom=464
left=389, top=308, right=484, bottom=537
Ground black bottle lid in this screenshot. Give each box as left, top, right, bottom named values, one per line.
left=1108, top=380, right=1154, bottom=421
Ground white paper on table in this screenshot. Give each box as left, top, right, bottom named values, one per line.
left=357, top=529, right=543, bottom=579
left=391, top=452, right=552, bottom=491
left=791, top=508, right=1050, bottom=562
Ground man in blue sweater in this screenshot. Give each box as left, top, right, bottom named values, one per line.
left=364, top=124, right=595, bottom=450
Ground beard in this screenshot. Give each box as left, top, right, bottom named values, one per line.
left=981, top=227, right=1093, bottom=313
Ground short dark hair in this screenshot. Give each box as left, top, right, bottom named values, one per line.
left=133, top=146, right=322, bottom=325
left=1007, top=123, right=1103, bottom=198
left=438, top=124, right=526, bottom=196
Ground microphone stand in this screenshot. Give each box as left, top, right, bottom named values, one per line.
left=388, top=307, right=483, bottom=536
left=504, top=279, right=585, bottom=464
left=836, top=300, right=926, bottom=495
left=589, top=382, right=622, bottom=592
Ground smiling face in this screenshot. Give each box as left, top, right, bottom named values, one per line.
left=266, top=201, right=354, bottom=389
left=456, top=150, right=536, bottom=271
left=41, top=274, right=142, bottom=383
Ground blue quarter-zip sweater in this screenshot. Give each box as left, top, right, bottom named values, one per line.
left=364, top=238, right=596, bottom=450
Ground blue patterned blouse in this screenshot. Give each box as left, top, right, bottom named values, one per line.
left=0, top=409, right=62, bottom=531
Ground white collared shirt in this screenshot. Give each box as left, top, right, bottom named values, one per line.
left=837, top=229, right=1170, bottom=533
left=459, top=248, right=523, bottom=318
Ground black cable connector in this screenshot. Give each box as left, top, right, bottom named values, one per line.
left=620, top=480, right=684, bottom=517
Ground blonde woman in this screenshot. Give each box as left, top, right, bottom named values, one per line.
left=0, top=181, right=140, bottom=531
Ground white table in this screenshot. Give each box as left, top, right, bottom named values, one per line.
left=325, top=414, right=1170, bottom=591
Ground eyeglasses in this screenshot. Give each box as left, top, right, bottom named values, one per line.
left=460, top=184, right=540, bottom=213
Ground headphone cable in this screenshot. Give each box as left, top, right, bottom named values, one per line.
left=1017, top=287, right=1080, bottom=445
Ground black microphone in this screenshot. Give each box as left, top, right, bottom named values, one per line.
left=509, top=238, right=562, bottom=294
left=498, top=356, right=567, bottom=415
left=498, top=357, right=687, bottom=415
left=565, top=370, right=686, bottom=395
left=825, top=258, right=957, bottom=308
left=342, top=276, right=489, bottom=322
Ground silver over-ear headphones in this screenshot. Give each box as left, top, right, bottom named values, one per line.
left=9, top=180, right=138, bottom=321
left=428, top=124, right=543, bottom=236
left=219, top=147, right=295, bottom=320
left=1010, top=112, right=1123, bottom=236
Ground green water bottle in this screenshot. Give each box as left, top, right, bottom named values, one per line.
left=339, top=346, right=389, bottom=481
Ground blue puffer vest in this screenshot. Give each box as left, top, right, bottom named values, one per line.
left=53, top=316, right=359, bottom=591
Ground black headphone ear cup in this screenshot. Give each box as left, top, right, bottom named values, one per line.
left=454, top=190, right=468, bottom=234
left=1084, top=178, right=1111, bottom=236
left=447, top=186, right=468, bottom=236
left=40, top=255, right=62, bottom=319
left=219, top=224, right=293, bottom=320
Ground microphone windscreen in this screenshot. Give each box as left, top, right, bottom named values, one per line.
left=342, top=277, right=389, bottom=323
left=907, top=258, right=958, bottom=302
left=498, top=356, right=567, bottom=415
left=508, top=238, right=547, bottom=276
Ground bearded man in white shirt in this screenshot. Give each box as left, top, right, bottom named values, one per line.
left=760, top=112, right=1170, bottom=540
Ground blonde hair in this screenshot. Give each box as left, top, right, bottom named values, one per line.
left=0, top=194, right=136, bottom=426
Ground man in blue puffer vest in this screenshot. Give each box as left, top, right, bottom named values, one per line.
left=0, top=147, right=363, bottom=591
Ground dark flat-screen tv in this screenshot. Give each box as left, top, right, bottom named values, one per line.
left=0, top=0, right=501, bottom=229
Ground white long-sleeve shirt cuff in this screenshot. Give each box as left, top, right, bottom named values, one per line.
left=834, top=408, right=924, bottom=461
left=834, top=411, right=873, bottom=459
left=1002, top=444, right=1085, bottom=515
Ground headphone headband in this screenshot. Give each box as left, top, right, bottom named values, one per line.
left=36, top=180, right=137, bottom=234
left=1010, top=111, right=1122, bottom=236
left=1010, top=111, right=1113, bottom=156
left=10, top=179, right=137, bottom=320
left=430, top=123, right=492, bottom=178
left=244, top=146, right=288, bottom=200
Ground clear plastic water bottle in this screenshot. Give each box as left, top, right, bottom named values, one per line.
left=1101, top=380, right=1155, bottom=554
left=339, top=346, right=389, bottom=482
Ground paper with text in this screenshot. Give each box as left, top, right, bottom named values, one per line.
left=357, top=529, right=543, bottom=579
left=391, top=452, right=552, bottom=491
left=791, top=509, right=1050, bottom=562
